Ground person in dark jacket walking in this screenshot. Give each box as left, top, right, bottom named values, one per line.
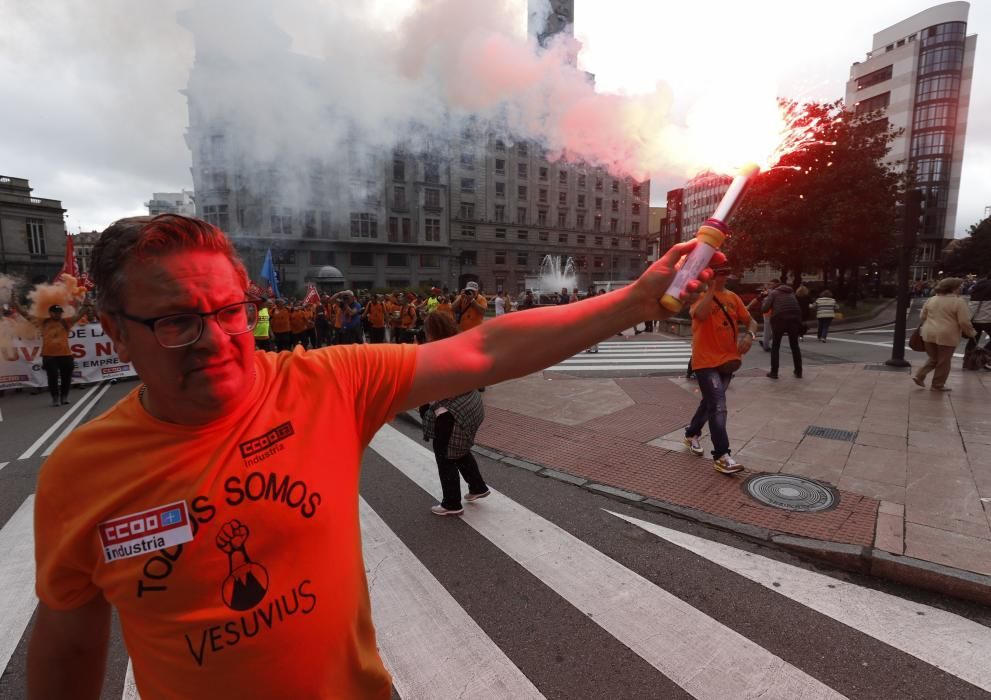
left=761, top=282, right=803, bottom=378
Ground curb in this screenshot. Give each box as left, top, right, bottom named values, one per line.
left=394, top=410, right=991, bottom=606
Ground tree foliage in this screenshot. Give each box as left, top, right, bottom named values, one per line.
left=725, top=100, right=902, bottom=286
left=941, top=217, right=991, bottom=275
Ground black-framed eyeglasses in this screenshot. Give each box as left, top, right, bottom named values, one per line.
left=118, top=300, right=259, bottom=349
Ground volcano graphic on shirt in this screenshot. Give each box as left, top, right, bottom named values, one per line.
left=216, top=519, right=269, bottom=611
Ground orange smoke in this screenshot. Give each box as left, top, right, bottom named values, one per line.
left=26, top=275, right=87, bottom=319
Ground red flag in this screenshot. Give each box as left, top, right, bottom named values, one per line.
left=77, top=273, right=96, bottom=291
left=302, top=284, right=319, bottom=306
left=54, top=234, right=79, bottom=283
left=247, top=281, right=265, bottom=298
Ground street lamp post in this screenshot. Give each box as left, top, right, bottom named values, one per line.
left=886, top=189, right=922, bottom=369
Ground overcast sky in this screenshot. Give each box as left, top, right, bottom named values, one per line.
left=1, top=0, right=987, bottom=237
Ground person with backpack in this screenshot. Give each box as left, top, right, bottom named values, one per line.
left=761, top=280, right=804, bottom=379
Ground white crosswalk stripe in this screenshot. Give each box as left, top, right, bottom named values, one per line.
left=0, top=496, right=37, bottom=675
left=546, top=339, right=693, bottom=372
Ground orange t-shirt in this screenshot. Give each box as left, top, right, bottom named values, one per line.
left=304, top=308, right=315, bottom=330
left=456, top=294, right=487, bottom=331
left=39, top=318, right=74, bottom=356
left=399, top=304, right=418, bottom=329
left=435, top=302, right=454, bottom=320
left=690, top=290, right=752, bottom=371
left=366, top=302, right=386, bottom=329
left=269, top=307, right=291, bottom=334
left=34, top=344, right=417, bottom=699
left=289, top=310, right=308, bottom=334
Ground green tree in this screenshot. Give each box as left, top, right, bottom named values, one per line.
left=941, top=217, right=991, bottom=275
left=726, top=100, right=902, bottom=295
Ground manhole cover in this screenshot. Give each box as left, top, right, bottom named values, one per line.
left=743, top=474, right=839, bottom=513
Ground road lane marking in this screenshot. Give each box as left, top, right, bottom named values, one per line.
left=826, top=337, right=965, bottom=358
left=18, top=383, right=102, bottom=460
left=42, top=383, right=112, bottom=457
left=0, top=462, right=8, bottom=474
left=370, top=425, right=843, bottom=700
left=607, top=510, right=991, bottom=693
left=0, top=496, right=37, bottom=675
left=360, top=497, right=543, bottom=699
left=122, top=660, right=139, bottom=699
left=546, top=364, right=690, bottom=371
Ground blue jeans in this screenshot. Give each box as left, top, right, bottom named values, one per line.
left=686, top=367, right=733, bottom=459
left=817, top=317, right=833, bottom=340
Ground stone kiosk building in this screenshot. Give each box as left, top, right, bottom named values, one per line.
left=0, top=175, right=67, bottom=282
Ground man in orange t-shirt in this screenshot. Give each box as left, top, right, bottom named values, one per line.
left=683, top=267, right=757, bottom=475
left=269, top=299, right=292, bottom=352
left=28, top=213, right=714, bottom=700
left=364, top=294, right=388, bottom=344
left=453, top=281, right=487, bottom=332
left=289, top=304, right=308, bottom=349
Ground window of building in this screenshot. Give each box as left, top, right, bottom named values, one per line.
left=557, top=211, right=567, bottom=227
left=611, top=180, right=619, bottom=193
left=424, top=161, right=439, bottom=184
left=593, top=256, right=604, bottom=269
left=918, top=45, right=964, bottom=76
left=393, top=158, right=405, bottom=181
left=558, top=171, right=567, bottom=185
left=310, top=250, right=335, bottom=265
left=631, top=221, right=640, bottom=235
left=594, top=236, right=603, bottom=246
left=594, top=216, right=602, bottom=232
left=494, top=250, right=506, bottom=265
left=913, top=103, right=956, bottom=130
left=495, top=139, right=506, bottom=151
left=460, top=202, right=475, bottom=219
left=386, top=279, right=409, bottom=289
left=632, top=184, right=641, bottom=198
left=495, top=158, right=505, bottom=174
left=911, top=130, right=953, bottom=158
left=26, top=218, right=45, bottom=256
left=461, top=177, right=475, bottom=193
left=558, top=191, right=567, bottom=206
left=611, top=237, right=619, bottom=247
left=517, top=229, right=528, bottom=240
left=420, top=254, right=439, bottom=267
left=517, top=207, right=527, bottom=224
left=574, top=255, right=587, bottom=270
left=402, top=218, right=411, bottom=242
left=387, top=253, right=408, bottom=267
left=539, top=166, right=548, bottom=180
left=612, top=257, right=619, bottom=269
left=914, top=157, right=951, bottom=182
left=350, top=251, right=374, bottom=267
left=321, top=210, right=332, bottom=238
left=350, top=212, right=378, bottom=238
left=517, top=142, right=528, bottom=156
left=495, top=204, right=506, bottom=222
left=558, top=233, right=568, bottom=243
left=577, top=194, right=586, bottom=209
left=425, top=217, right=441, bottom=242
left=496, top=181, right=506, bottom=198
left=630, top=258, right=641, bottom=271
left=518, top=185, right=528, bottom=199
left=611, top=200, right=619, bottom=213
left=518, top=162, right=528, bottom=179
left=539, top=230, right=549, bottom=241
left=495, top=228, right=507, bottom=239
left=595, top=177, right=603, bottom=191
left=394, top=185, right=407, bottom=209
left=204, top=204, right=230, bottom=231
left=539, top=188, right=548, bottom=203
left=517, top=251, right=528, bottom=266
left=595, top=197, right=603, bottom=210
left=460, top=152, right=474, bottom=169
left=578, top=174, right=586, bottom=188
left=461, top=250, right=477, bottom=266
left=631, top=237, right=641, bottom=248
left=856, top=65, right=892, bottom=90
left=576, top=213, right=585, bottom=229
left=538, top=210, right=547, bottom=226
left=425, top=188, right=441, bottom=209
left=388, top=216, right=399, bottom=242
left=461, top=226, right=476, bottom=237
left=271, top=207, right=292, bottom=235
left=916, top=75, right=960, bottom=102
left=632, top=203, right=641, bottom=215
left=577, top=234, right=586, bottom=244
left=854, top=91, right=890, bottom=116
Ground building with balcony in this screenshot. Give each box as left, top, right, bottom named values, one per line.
left=0, top=175, right=67, bottom=282
left=146, top=190, right=196, bottom=217
left=845, top=1, right=977, bottom=280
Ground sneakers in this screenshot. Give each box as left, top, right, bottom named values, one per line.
left=931, top=386, right=952, bottom=392
left=713, top=454, right=744, bottom=474
left=683, top=435, right=704, bottom=457
left=431, top=505, right=464, bottom=516
left=465, top=489, right=490, bottom=502
left=60, top=398, right=71, bottom=405
left=50, top=397, right=60, bottom=407
left=766, top=372, right=778, bottom=379
left=912, top=376, right=925, bottom=388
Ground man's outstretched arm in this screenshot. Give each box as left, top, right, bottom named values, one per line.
left=28, top=596, right=111, bottom=700
left=405, top=240, right=717, bottom=410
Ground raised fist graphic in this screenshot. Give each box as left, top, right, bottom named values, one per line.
left=216, top=519, right=269, bottom=611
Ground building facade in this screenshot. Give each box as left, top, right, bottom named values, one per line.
left=146, top=191, right=196, bottom=217
left=845, top=1, right=977, bottom=280
left=0, top=175, right=67, bottom=282
left=72, top=230, right=101, bottom=276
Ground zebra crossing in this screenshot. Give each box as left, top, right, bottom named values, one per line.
left=546, top=339, right=693, bottom=373
left=2, top=421, right=991, bottom=698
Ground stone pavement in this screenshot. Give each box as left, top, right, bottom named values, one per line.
left=469, top=339, right=991, bottom=604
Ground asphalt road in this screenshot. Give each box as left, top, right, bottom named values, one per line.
left=1, top=380, right=990, bottom=699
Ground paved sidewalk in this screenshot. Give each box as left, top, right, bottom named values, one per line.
left=470, top=340, right=991, bottom=603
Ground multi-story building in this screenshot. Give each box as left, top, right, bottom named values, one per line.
left=660, top=188, right=684, bottom=254
left=146, top=190, right=196, bottom=217
left=846, top=1, right=977, bottom=280
left=647, top=206, right=666, bottom=263
left=680, top=172, right=732, bottom=243
left=72, top=230, right=101, bottom=276
left=0, top=175, right=67, bottom=282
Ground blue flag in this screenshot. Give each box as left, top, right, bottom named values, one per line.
left=260, top=248, right=281, bottom=299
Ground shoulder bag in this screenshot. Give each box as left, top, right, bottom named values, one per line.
left=711, top=296, right=743, bottom=374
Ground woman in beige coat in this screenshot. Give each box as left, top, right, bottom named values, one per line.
left=913, top=277, right=977, bottom=391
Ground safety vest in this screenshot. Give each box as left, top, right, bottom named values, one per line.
left=253, top=307, right=271, bottom=338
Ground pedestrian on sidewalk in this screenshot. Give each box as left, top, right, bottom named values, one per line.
left=813, top=289, right=837, bottom=342
left=762, top=280, right=804, bottom=379
left=683, top=266, right=758, bottom=474
left=913, top=277, right=976, bottom=392
left=420, top=312, right=489, bottom=515
left=968, top=272, right=991, bottom=349
left=748, top=280, right=776, bottom=352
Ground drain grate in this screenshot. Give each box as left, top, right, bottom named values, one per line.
left=805, top=425, right=858, bottom=442
left=864, top=363, right=910, bottom=372
left=743, top=474, right=839, bottom=513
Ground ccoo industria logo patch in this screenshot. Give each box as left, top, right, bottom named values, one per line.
left=99, top=501, right=194, bottom=563
left=238, top=421, right=294, bottom=464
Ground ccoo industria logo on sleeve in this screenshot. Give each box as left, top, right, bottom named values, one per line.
left=99, top=501, right=195, bottom=563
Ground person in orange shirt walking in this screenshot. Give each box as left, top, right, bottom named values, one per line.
left=398, top=293, right=419, bottom=343
left=269, top=299, right=292, bottom=351
left=363, top=294, right=388, bottom=344
left=683, top=267, right=758, bottom=474
left=453, top=281, right=487, bottom=332
left=289, top=303, right=308, bottom=348
left=10, top=294, right=94, bottom=406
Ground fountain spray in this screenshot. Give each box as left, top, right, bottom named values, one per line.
left=660, top=163, right=760, bottom=313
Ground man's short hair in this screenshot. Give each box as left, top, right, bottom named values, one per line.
left=90, top=214, right=248, bottom=313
